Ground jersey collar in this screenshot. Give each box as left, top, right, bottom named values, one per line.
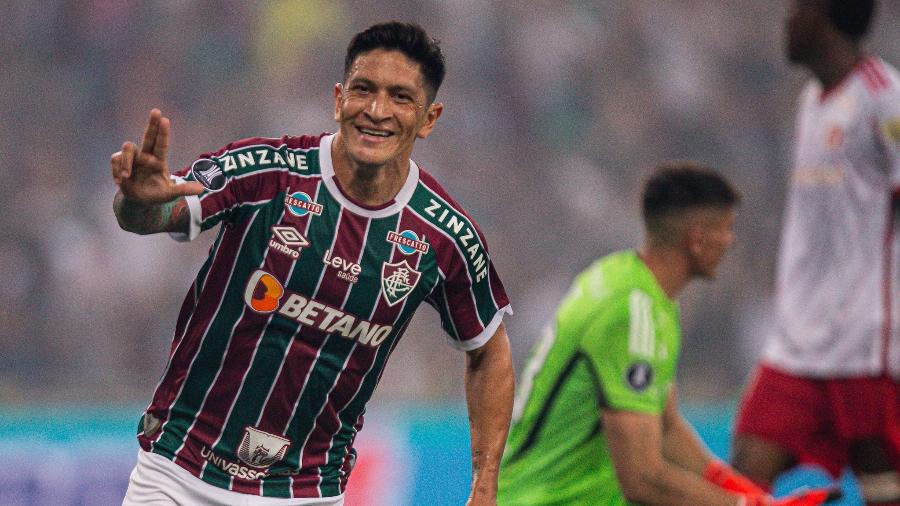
left=318, top=133, right=420, bottom=218
left=632, top=250, right=678, bottom=308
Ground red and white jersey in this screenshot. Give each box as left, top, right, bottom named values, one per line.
left=763, top=56, right=900, bottom=378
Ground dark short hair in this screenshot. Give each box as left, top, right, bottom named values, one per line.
left=344, top=22, right=446, bottom=102
left=642, top=161, right=740, bottom=236
left=826, top=0, right=876, bottom=41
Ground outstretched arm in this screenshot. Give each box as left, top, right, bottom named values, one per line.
left=604, top=405, right=740, bottom=506
left=662, top=386, right=715, bottom=474
left=112, top=191, right=192, bottom=235
left=606, top=389, right=830, bottom=506
left=464, top=322, right=514, bottom=506
left=111, top=109, right=203, bottom=235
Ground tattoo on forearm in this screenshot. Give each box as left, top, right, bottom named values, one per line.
left=168, top=198, right=191, bottom=234
left=114, top=192, right=190, bottom=235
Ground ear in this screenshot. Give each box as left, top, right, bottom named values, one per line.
left=416, top=102, right=444, bottom=139
left=333, top=83, right=343, bottom=122
left=686, top=225, right=705, bottom=256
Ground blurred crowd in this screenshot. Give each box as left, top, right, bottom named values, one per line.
left=1, top=0, right=898, bottom=404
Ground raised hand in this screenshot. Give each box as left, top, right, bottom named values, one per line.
left=111, top=109, right=203, bottom=204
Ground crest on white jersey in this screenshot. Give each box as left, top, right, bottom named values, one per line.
left=237, top=426, right=291, bottom=468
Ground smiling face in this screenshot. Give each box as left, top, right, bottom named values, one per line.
left=333, top=48, right=442, bottom=171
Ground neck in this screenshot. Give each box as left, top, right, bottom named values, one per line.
left=808, top=39, right=861, bottom=89
left=637, top=245, right=690, bottom=299
left=331, top=132, right=410, bottom=207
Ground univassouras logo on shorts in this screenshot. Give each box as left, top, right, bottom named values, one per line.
left=243, top=269, right=393, bottom=347
left=200, top=446, right=267, bottom=480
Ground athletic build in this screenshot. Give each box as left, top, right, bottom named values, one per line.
left=734, top=3, right=900, bottom=504
left=112, top=23, right=514, bottom=506
left=498, top=164, right=828, bottom=506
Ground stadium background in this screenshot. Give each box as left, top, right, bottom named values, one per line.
left=1, top=1, right=898, bottom=504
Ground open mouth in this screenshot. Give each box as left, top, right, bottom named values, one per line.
left=356, top=126, right=393, bottom=138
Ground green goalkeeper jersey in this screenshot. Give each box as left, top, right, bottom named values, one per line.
left=498, top=250, right=680, bottom=506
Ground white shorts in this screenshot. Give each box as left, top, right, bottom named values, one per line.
left=123, top=450, right=345, bottom=506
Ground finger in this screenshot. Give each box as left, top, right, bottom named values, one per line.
left=111, top=151, right=123, bottom=184
left=122, top=141, right=136, bottom=178
left=171, top=181, right=205, bottom=197
left=134, top=151, right=161, bottom=172
left=141, top=108, right=161, bottom=154
left=154, top=116, right=170, bottom=161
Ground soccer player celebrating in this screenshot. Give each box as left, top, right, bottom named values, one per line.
left=111, top=22, right=514, bottom=506
left=733, top=1, right=900, bottom=504
left=498, top=164, right=829, bottom=506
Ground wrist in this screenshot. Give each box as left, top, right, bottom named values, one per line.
left=704, top=459, right=768, bottom=495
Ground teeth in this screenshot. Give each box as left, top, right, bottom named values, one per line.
left=359, top=128, right=390, bottom=137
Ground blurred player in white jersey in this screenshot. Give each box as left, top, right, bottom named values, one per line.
left=733, top=1, right=900, bottom=505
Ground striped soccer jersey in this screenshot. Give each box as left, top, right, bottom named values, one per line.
left=763, top=56, right=900, bottom=378
left=138, top=133, right=511, bottom=499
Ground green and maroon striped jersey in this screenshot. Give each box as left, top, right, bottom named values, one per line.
left=137, top=133, right=511, bottom=499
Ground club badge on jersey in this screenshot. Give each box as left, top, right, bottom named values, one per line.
left=381, top=260, right=421, bottom=306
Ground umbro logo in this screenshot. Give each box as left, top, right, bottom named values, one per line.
left=268, top=225, right=309, bottom=259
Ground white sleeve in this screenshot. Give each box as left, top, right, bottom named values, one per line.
left=873, top=78, right=900, bottom=186
left=167, top=175, right=202, bottom=242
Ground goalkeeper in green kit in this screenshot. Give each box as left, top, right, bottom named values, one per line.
left=498, top=163, right=831, bottom=506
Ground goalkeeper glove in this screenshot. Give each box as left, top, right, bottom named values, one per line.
left=735, top=487, right=833, bottom=506
left=705, top=459, right=769, bottom=495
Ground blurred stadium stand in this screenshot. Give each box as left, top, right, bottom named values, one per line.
left=2, top=1, right=898, bottom=504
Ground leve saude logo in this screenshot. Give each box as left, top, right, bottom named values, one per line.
left=323, top=249, right=362, bottom=283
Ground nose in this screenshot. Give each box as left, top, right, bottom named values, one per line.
left=365, top=92, right=391, bottom=120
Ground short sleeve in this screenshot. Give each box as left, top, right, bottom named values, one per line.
left=580, top=290, right=672, bottom=415
left=424, top=217, right=512, bottom=352
left=170, top=137, right=297, bottom=241
left=874, top=86, right=900, bottom=186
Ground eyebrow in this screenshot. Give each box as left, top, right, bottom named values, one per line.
left=348, top=77, right=419, bottom=97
